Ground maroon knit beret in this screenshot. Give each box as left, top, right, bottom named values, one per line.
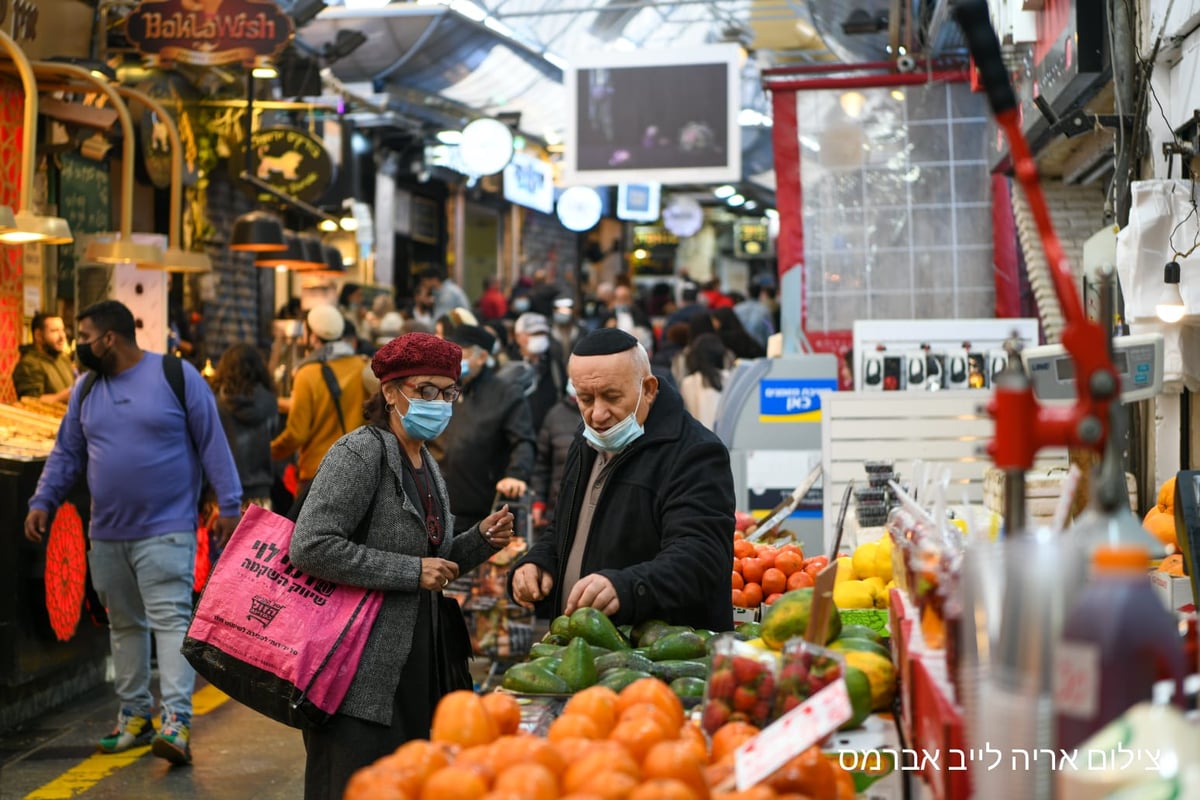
left=371, top=332, right=462, bottom=384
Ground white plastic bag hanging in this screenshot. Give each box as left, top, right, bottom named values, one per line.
left=1116, top=180, right=1200, bottom=322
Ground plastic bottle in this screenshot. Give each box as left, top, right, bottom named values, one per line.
left=1054, top=545, right=1188, bottom=753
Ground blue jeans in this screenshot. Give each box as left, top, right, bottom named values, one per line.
left=88, top=532, right=197, bottom=721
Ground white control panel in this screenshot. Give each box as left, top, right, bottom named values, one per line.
left=1022, top=333, right=1164, bottom=403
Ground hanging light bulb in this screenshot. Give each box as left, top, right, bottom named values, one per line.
left=1156, top=261, right=1186, bottom=323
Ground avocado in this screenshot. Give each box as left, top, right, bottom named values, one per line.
left=502, top=662, right=570, bottom=694
left=528, top=642, right=565, bottom=659
left=648, top=659, right=709, bottom=682
left=631, top=619, right=670, bottom=646
left=734, top=621, right=762, bottom=640
left=597, top=668, right=654, bottom=692
left=550, top=614, right=573, bottom=639
left=638, top=624, right=694, bottom=648
left=669, top=676, right=707, bottom=700
left=556, top=636, right=599, bottom=692
left=645, top=630, right=708, bottom=661
left=540, top=633, right=569, bottom=646
left=528, top=656, right=562, bottom=672
left=568, top=607, right=630, bottom=651
left=594, top=649, right=655, bottom=675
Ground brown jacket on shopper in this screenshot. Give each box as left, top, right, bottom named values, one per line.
left=271, top=352, right=367, bottom=482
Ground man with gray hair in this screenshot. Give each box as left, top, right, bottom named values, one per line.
left=509, top=327, right=735, bottom=631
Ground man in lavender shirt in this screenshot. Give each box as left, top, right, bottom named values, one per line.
left=24, top=300, right=242, bottom=766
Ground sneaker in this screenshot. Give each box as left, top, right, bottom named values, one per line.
left=97, top=709, right=155, bottom=753
left=151, top=712, right=192, bottom=765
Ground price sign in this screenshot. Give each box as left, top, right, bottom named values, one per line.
left=1053, top=641, right=1099, bottom=718
left=734, top=677, right=853, bottom=790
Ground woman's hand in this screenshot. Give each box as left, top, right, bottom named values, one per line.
left=420, top=558, right=460, bottom=591
left=479, top=504, right=515, bottom=549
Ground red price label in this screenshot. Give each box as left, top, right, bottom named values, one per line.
left=734, top=677, right=853, bottom=790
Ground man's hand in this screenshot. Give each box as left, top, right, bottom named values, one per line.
left=512, top=563, right=553, bottom=609
left=211, top=514, right=242, bottom=548
left=495, top=477, right=527, bottom=498
left=479, top=504, right=515, bottom=549
left=565, top=573, right=620, bottom=617
left=24, top=509, right=49, bottom=543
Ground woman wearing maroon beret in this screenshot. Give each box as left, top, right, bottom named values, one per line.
left=287, top=332, right=516, bottom=799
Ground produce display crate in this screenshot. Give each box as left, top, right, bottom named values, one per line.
left=983, top=466, right=1137, bottom=525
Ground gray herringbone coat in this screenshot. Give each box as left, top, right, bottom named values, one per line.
left=289, top=424, right=497, bottom=725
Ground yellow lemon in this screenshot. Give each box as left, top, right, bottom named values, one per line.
left=873, top=543, right=893, bottom=583
left=851, top=542, right=878, bottom=580
left=833, top=580, right=875, bottom=610
left=863, top=576, right=885, bottom=597
left=744, top=637, right=771, bottom=650
left=885, top=580, right=896, bottom=591
left=835, top=556, right=857, bottom=583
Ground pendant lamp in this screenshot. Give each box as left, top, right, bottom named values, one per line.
left=231, top=210, right=287, bottom=252
left=0, top=33, right=72, bottom=245
left=254, top=231, right=305, bottom=269
left=32, top=62, right=161, bottom=266
left=114, top=85, right=210, bottom=272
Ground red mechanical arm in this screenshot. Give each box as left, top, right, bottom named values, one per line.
left=953, top=0, right=1119, bottom=470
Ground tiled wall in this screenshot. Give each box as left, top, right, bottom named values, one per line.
left=202, top=168, right=274, bottom=358
left=800, top=82, right=993, bottom=330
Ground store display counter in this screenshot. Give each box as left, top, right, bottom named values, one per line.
left=0, top=456, right=108, bottom=731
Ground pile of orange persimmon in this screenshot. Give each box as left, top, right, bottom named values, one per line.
left=732, top=533, right=829, bottom=610
left=344, top=678, right=854, bottom=800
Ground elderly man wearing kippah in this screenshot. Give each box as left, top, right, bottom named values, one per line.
left=508, top=328, right=736, bottom=632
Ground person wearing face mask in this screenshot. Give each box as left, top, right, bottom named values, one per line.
left=508, top=328, right=735, bottom=631
left=289, top=332, right=514, bottom=799
left=24, top=300, right=242, bottom=766
left=550, top=297, right=583, bottom=368
left=435, top=325, right=536, bottom=535
left=506, top=312, right=567, bottom=433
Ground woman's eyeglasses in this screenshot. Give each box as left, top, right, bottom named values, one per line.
left=404, top=382, right=461, bottom=402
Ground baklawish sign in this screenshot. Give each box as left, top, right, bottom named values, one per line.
left=125, top=0, right=293, bottom=67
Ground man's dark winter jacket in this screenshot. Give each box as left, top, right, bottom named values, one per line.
left=511, top=380, right=735, bottom=631
left=436, top=366, right=536, bottom=532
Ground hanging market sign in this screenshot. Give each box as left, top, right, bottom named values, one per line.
left=236, top=126, right=334, bottom=204
left=124, top=0, right=293, bottom=67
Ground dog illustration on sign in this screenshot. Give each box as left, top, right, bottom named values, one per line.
left=150, top=117, right=170, bottom=152
left=257, top=146, right=303, bottom=181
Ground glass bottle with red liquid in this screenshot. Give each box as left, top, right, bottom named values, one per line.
left=1053, top=545, right=1189, bottom=753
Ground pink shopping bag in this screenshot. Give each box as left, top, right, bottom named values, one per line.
left=182, top=504, right=382, bottom=728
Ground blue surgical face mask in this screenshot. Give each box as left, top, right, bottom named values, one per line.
left=583, top=386, right=644, bottom=453
left=394, top=397, right=453, bottom=440
left=460, top=359, right=471, bottom=379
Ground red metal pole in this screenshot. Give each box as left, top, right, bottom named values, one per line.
left=771, top=86, right=805, bottom=331
left=763, top=70, right=970, bottom=92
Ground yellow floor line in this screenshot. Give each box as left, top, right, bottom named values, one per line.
left=23, top=686, right=231, bottom=800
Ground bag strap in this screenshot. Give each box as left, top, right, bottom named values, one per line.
left=287, top=427, right=389, bottom=545
left=319, top=362, right=346, bottom=434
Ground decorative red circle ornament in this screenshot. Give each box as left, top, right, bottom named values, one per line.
left=194, top=518, right=211, bottom=593
left=44, top=502, right=86, bottom=642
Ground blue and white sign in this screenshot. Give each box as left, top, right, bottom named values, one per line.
left=617, top=182, right=661, bottom=222
left=759, top=378, right=838, bottom=423
left=503, top=153, right=555, bottom=214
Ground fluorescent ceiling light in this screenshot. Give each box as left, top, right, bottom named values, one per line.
left=613, top=37, right=637, bottom=51
left=713, top=185, right=737, bottom=199
left=728, top=194, right=746, bottom=207
left=437, top=129, right=463, bottom=145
